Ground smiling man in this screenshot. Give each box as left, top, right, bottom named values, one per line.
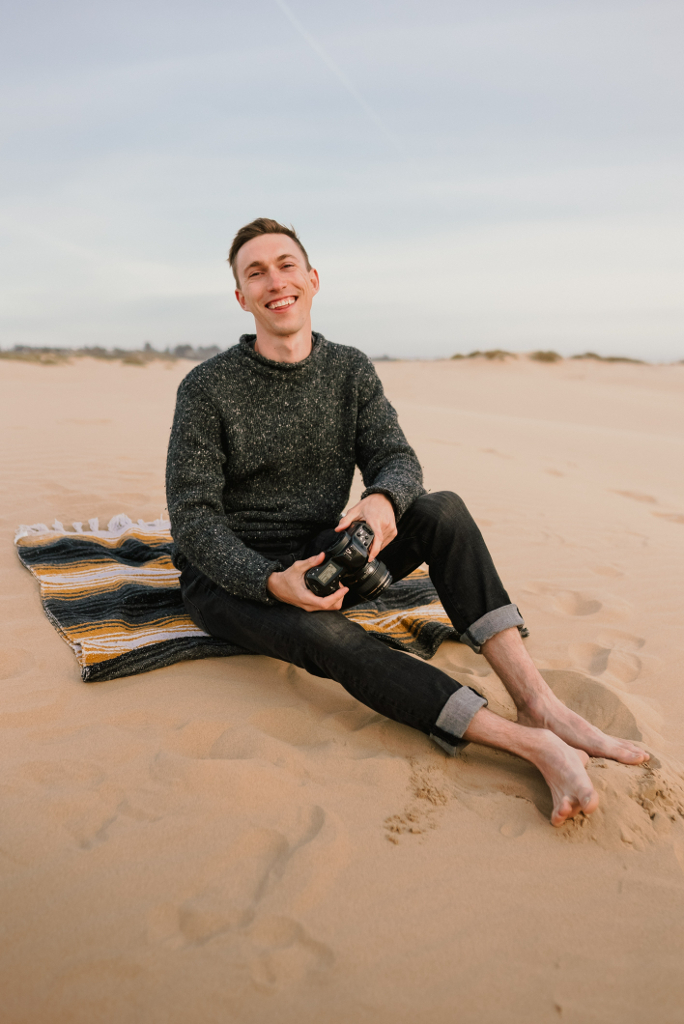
left=166, top=217, right=648, bottom=826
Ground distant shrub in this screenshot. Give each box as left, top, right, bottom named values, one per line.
left=452, top=350, right=516, bottom=361
left=0, top=343, right=223, bottom=365
left=0, top=347, right=68, bottom=364
left=570, top=352, right=645, bottom=364
left=481, top=349, right=516, bottom=361
left=530, top=350, right=562, bottom=362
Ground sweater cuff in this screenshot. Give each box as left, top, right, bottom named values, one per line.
left=361, top=485, right=424, bottom=521
left=246, top=561, right=282, bottom=604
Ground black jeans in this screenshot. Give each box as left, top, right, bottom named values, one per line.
left=179, top=492, right=524, bottom=754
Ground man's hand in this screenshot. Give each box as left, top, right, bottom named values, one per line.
left=267, top=552, right=349, bottom=612
left=336, top=492, right=397, bottom=559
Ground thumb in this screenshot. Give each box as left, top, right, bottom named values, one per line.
left=300, top=551, right=325, bottom=567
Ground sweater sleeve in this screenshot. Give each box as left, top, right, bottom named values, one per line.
left=354, top=358, right=425, bottom=518
left=165, top=377, right=280, bottom=603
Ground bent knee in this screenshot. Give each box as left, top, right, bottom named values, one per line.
left=408, top=490, right=471, bottom=524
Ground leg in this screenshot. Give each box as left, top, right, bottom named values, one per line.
left=481, top=627, right=649, bottom=764
left=381, top=491, right=526, bottom=645
left=384, top=492, right=648, bottom=765
left=463, top=708, right=599, bottom=826
left=180, top=564, right=487, bottom=751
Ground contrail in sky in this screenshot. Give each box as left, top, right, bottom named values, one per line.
left=272, top=0, right=405, bottom=156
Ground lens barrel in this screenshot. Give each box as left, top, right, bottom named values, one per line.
left=344, top=558, right=393, bottom=601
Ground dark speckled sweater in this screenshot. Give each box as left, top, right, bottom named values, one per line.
left=165, top=332, right=425, bottom=603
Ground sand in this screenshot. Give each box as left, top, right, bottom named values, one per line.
left=1, top=353, right=683, bottom=1024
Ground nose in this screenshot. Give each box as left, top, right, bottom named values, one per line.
left=265, top=267, right=287, bottom=291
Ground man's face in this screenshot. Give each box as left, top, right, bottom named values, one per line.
left=234, top=233, right=319, bottom=337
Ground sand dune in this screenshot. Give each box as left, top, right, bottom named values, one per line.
left=1, top=354, right=684, bottom=1023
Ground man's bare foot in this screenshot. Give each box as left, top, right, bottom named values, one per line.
left=481, top=627, right=649, bottom=767
left=517, top=692, right=649, bottom=765
left=521, top=729, right=599, bottom=827
left=463, top=709, right=599, bottom=826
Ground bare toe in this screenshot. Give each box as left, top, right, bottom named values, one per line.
left=521, top=730, right=599, bottom=826
left=551, top=797, right=575, bottom=827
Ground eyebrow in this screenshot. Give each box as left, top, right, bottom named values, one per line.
left=242, top=252, right=301, bottom=272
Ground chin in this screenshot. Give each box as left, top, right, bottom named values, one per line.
left=269, top=319, right=306, bottom=337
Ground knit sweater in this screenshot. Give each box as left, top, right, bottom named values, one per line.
left=165, top=332, right=425, bottom=603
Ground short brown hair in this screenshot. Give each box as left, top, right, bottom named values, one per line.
left=228, top=218, right=311, bottom=286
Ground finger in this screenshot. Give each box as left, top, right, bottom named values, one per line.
left=316, top=586, right=348, bottom=611
left=296, top=551, right=325, bottom=568
left=335, top=507, right=361, bottom=531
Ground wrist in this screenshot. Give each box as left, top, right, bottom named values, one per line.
left=266, top=570, right=282, bottom=598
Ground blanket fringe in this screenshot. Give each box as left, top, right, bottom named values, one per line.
left=15, top=513, right=171, bottom=543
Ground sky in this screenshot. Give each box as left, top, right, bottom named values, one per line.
left=1, top=0, right=682, bottom=360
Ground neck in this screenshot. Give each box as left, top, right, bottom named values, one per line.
left=254, top=320, right=313, bottom=363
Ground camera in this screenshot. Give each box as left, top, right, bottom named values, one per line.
left=304, top=520, right=392, bottom=601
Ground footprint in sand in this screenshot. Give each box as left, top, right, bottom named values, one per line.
left=248, top=706, right=330, bottom=748
left=525, top=583, right=603, bottom=617
left=150, top=806, right=338, bottom=980
left=569, top=630, right=645, bottom=687
left=568, top=644, right=642, bottom=685
left=248, top=916, right=334, bottom=990
left=176, top=828, right=291, bottom=943
left=540, top=670, right=642, bottom=740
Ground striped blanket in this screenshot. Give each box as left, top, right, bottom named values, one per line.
left=15, top=515, right=459, bottom=682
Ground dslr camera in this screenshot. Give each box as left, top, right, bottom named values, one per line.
left=304, top=520, right=392, bottom=601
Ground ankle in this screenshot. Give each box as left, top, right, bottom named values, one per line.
left=509, top=725, right=556, bottom=763
left=515, top=690, right=558, bottom=724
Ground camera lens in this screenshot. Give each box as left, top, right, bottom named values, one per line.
left=348, top=558, right=393, bottom=601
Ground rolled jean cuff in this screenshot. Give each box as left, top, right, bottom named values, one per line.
left=459, top=603, right=526, bottom=654
left=430, top=686, right=488, bottom=756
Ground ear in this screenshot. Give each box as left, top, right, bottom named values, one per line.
left=235, top=289, right=249, bottom=311
left=309, top=267, right=320, bottom=296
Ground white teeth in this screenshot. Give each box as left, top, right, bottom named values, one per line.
left=267, top=297, right=295, bottom=309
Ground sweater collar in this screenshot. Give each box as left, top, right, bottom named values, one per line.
left=238, top=332, right=325, bottom=374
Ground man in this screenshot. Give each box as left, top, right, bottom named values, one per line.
left=166, top=217, right=648, bottom=826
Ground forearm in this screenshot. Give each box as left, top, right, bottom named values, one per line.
left=170, top=506, right=280, bottom=602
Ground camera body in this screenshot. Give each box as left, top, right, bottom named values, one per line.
left=304, top=520, right=392, bottom=601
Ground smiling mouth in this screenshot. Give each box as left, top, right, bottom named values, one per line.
left=266, top=296, right=297, bottom=310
